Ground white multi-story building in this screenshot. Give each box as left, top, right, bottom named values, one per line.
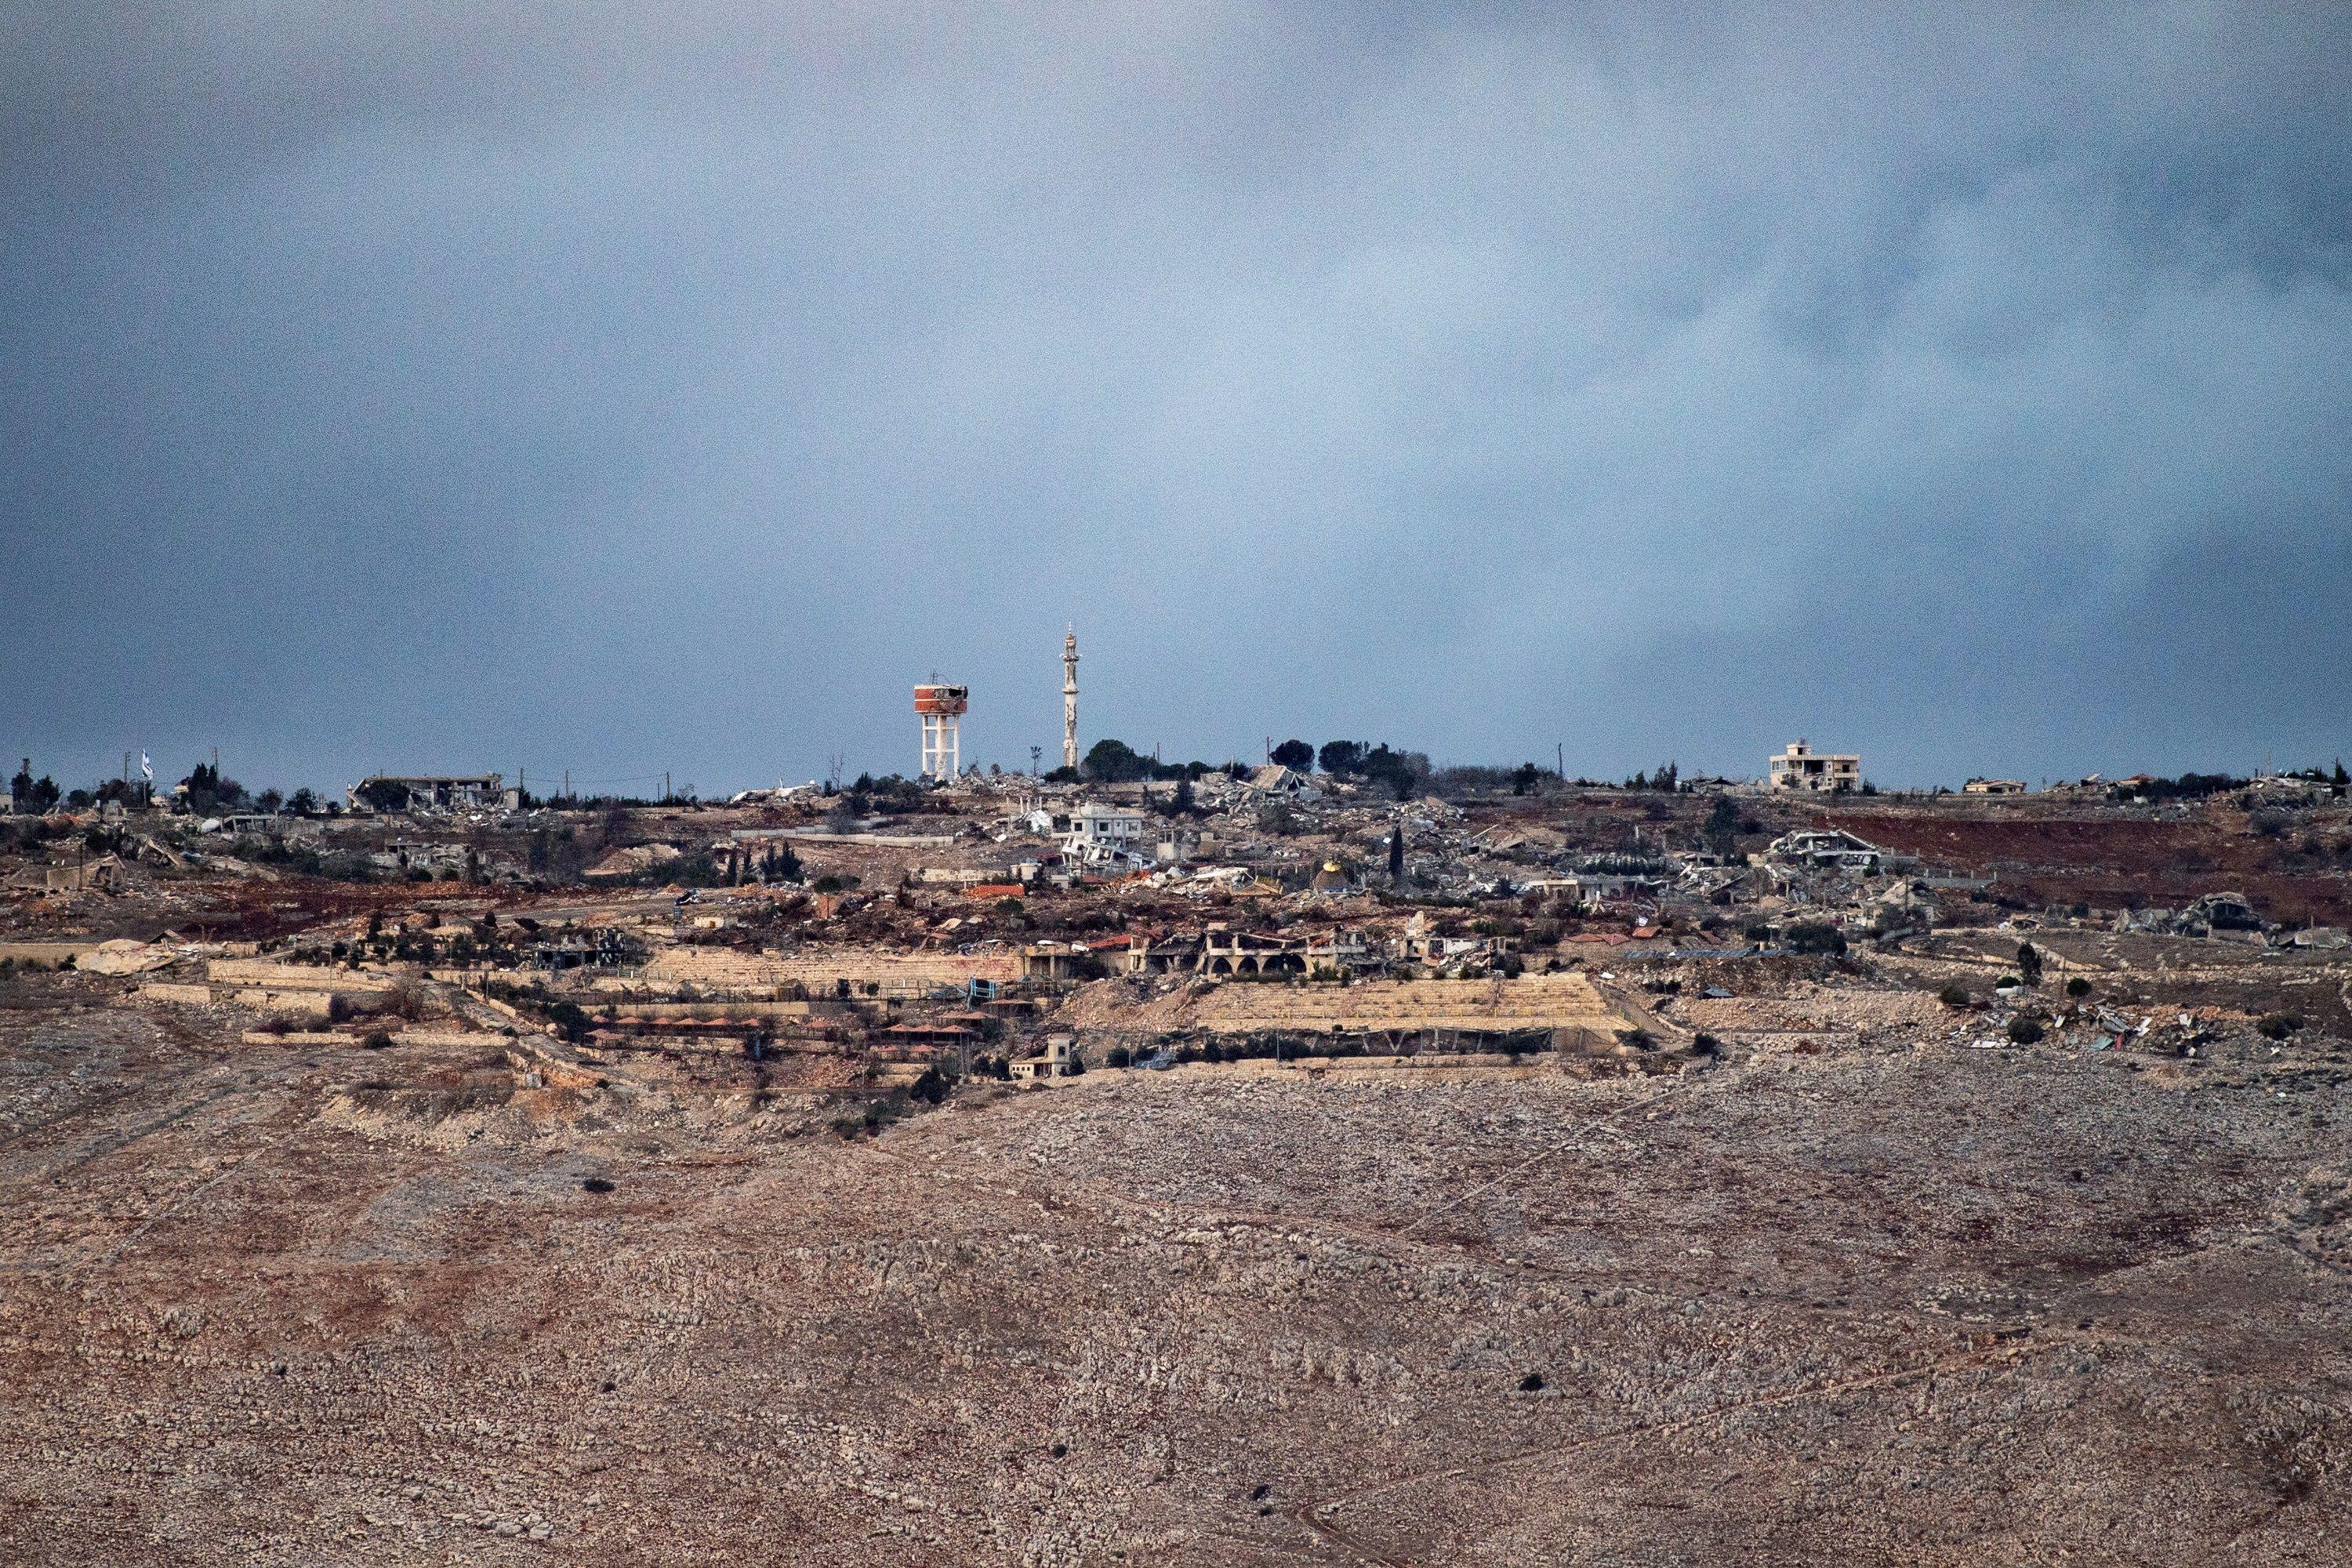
left=1063, top=801, right=1147, bottom=866
left=1769, top=741, right=1861, bottom=793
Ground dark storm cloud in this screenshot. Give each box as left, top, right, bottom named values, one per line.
left=4, top=3, right=2347, bottom=793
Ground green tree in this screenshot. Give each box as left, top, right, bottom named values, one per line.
left=1270, top=739, right=1313, bottom=770
left=1784, top=921, right=1846, bottom=956
left=1082, top=739, right=1152, bottom=782
left=1388, top=823, right=1405, bottom=882
left=178, top=762, right=242, bottom=811
left=1318, top=740, right=1366, bottom=775
left=546, top=1000, right=592, bottom=1043
left=1360, top=745, right=1425, bottom=800
left=1703, top=797, right=1740, bottom=857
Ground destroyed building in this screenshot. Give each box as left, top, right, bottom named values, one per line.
left=348, top=773, right=513, bottom=812
left=1766, top=828, right=1889, bottom=874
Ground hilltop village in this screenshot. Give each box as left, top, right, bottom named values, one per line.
left=6, top=732, right=2350, bottom=1083
left=2, top=728, right=2350, bottom=1563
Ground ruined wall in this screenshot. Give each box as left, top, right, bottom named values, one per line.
left=644, top=947, right=1019, bottom=993
left=1188, top=974, right=1629, bottom=1036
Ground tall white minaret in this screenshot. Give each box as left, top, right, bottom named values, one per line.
left=1061, top=626, right=1080, bottom=770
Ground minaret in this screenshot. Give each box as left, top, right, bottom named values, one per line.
left=1061, top=626, right=1080, bottom=771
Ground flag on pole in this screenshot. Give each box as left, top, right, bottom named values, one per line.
left=140, top=753, right=153, bottom=781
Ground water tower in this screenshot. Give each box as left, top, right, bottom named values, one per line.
left=913, top=683, right=968, bottom=782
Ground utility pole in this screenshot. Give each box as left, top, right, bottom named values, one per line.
left=1029, top=745, right=1041, bottom=777
left=1557, top=742, right=1565, bottom=782
left=664, top=770, right=673, bottom=805
left=563, top=769, right=570, bottom=800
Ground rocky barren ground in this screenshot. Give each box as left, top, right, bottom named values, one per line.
left=2, top=982, right=2348, bottom=1565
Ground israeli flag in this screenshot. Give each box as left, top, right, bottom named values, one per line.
left=140, top=752, right=153, bottom=781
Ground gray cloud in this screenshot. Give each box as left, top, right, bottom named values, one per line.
left=4, top=2, right=2347, bottom=793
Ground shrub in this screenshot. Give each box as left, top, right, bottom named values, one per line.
left=2257, top=1013, right=2303, bottom=1041
left=1621, top=1028, right=1655, bottom=1052
left=2066, top=976, right=2092, bottom=997
left=360, top=1029, right=395, bottom=1051
left=1936, top=983, right=1971, bottom=1007
left=581, top=1176, right=615, bottom=1194
left=1518, top=1372, right=1546, bottom=1392
left=2006, top=1016, right=2045, bottom=1045
left=1690, top=1033, right=1722, bottom=1058
left=1783, top=922, right=1846, bottom=956
left=1105, top=1045, right=1131, bottom=1069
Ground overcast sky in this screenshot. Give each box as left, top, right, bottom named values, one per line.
left=4, top=4, right=2347, bottom=795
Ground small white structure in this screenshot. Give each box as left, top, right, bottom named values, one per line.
left=1010, top=1033, right=1077, bottom=1080
left=1963, top=778, right=2027, bottom=796
left=1769, top=741, right=1860, bottom=793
